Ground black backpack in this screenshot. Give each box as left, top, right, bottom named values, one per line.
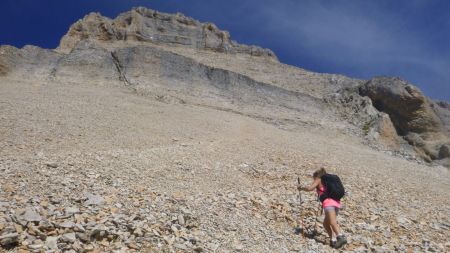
left=319, top=173, right=345, bottom=202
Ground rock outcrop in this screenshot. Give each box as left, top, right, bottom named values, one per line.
left=57, top=7, right=276, bottom=59
left=359, top=77, right=443, bottom=135
left=52, top=41, right=121, bottom=85
left=0, top=60, right=8, bottom=76
left=359, top=77, right=450, bottom=164
left=433, top=100, right=450, bottom=132
left=324, top=89, right=404, bottom=150
left=0, top=45, right=60, bottom=81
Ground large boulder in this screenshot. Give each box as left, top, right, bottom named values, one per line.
left=359, top=77, right=450, bottom=164
left=369, top=113, right=402, bottom=149
left=359, top=77, right=442, bottom=135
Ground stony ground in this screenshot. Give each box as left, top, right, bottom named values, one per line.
left=0, top=79, right=449, bottom=253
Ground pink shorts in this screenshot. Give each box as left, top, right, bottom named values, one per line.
left=322, top=198, right=341, bottom=209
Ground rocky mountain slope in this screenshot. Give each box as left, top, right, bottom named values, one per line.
left=0, top=6, right=449, bottom=253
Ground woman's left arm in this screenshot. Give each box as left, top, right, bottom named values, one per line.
left=299, top=178, right=320, bottom=192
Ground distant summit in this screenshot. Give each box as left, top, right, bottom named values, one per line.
left=57, top=7, right=276, bottom=59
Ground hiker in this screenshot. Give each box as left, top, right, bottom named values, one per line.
left=298, top=167, right=347, bottom=249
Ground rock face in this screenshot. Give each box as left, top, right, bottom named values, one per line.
left=52, top=41, right=121, bottom=84
left=1, top=7, right=448, bottom=166
left=112, top=45, right=330, bottom=122
left=57, top=7, right=276, bottom=58
left=359, top=77, right=450, bottom=163
left=433, top=100, right=450, bottom=132
left=0, top=45, right=60, bottom=81
left=324, top=88, right=404, bottom=150
left=0, top=60, right=8, bottom=76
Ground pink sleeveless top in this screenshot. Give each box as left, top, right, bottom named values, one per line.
left=317, top=185, right=341, bottom=209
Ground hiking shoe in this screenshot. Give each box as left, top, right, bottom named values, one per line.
left=330, top=240, right=336, bottom=248
left=334, top=235, right=347, bottom=249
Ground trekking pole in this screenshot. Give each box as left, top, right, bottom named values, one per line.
left=313, top=200, right=322, bottom=235
left=297, top=177, right=305, bottom=238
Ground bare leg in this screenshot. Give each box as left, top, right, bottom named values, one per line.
left=323, top=212, right=332, bottom=238
left=326, top=209, right=341, bottom=236
left=326, top=208, right=347, bottom=248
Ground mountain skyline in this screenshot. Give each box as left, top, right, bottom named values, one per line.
left=1, top=0, right=449, bottom=101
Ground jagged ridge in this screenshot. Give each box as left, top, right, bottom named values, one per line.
left=57, top=7, right=277, bottom=59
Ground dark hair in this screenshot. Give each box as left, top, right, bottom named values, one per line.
left=313, top=167, right=326, bottom=178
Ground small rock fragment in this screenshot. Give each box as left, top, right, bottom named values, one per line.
left=21, top=208, right=42, bottom=223
left=84, top=193, right=104, bottom=206
left=178, top=215, right=185, bottom=226
left=46, top=163, right=58, bottom=168
left=65, top=206, right=80, bottom=215
left=28, top=243, right=44, bottom=249
left=0, top=233, right=19, bottom=247
left=60, top=232, right=76, bottom=243
left=59, top=221, right=75, bottom=229
left=45, top=236, right=58, bottom=249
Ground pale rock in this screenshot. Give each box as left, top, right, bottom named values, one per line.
left=74, top=223, right=86, bottom=232
left=59, top=221, right=75, bottom=229
left=177, top=214, right=185, bottom=226
left=133, top=228, right=143, bottom=237
left=76, top=232, right=89, bottom=243
left=21, top=208, right=42, bottom=223
left=84, top=193, right=104, bottom=206
left=45, top=236, right=58, bottom=249
left=65, top=206, right=80, bottom=215
left=28, top=243, right=44, bottom=249
left=60, top=232, right=76, bottom=243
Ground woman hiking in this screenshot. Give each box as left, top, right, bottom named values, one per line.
left=298, top=167, right=347, bottom=249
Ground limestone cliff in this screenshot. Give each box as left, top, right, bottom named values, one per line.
left=0, top=6, right=449, bottom=167
left=57, top=7, right=276, bottom=59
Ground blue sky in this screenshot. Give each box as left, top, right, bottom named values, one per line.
left=1, top=0, right=449, bottom=101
